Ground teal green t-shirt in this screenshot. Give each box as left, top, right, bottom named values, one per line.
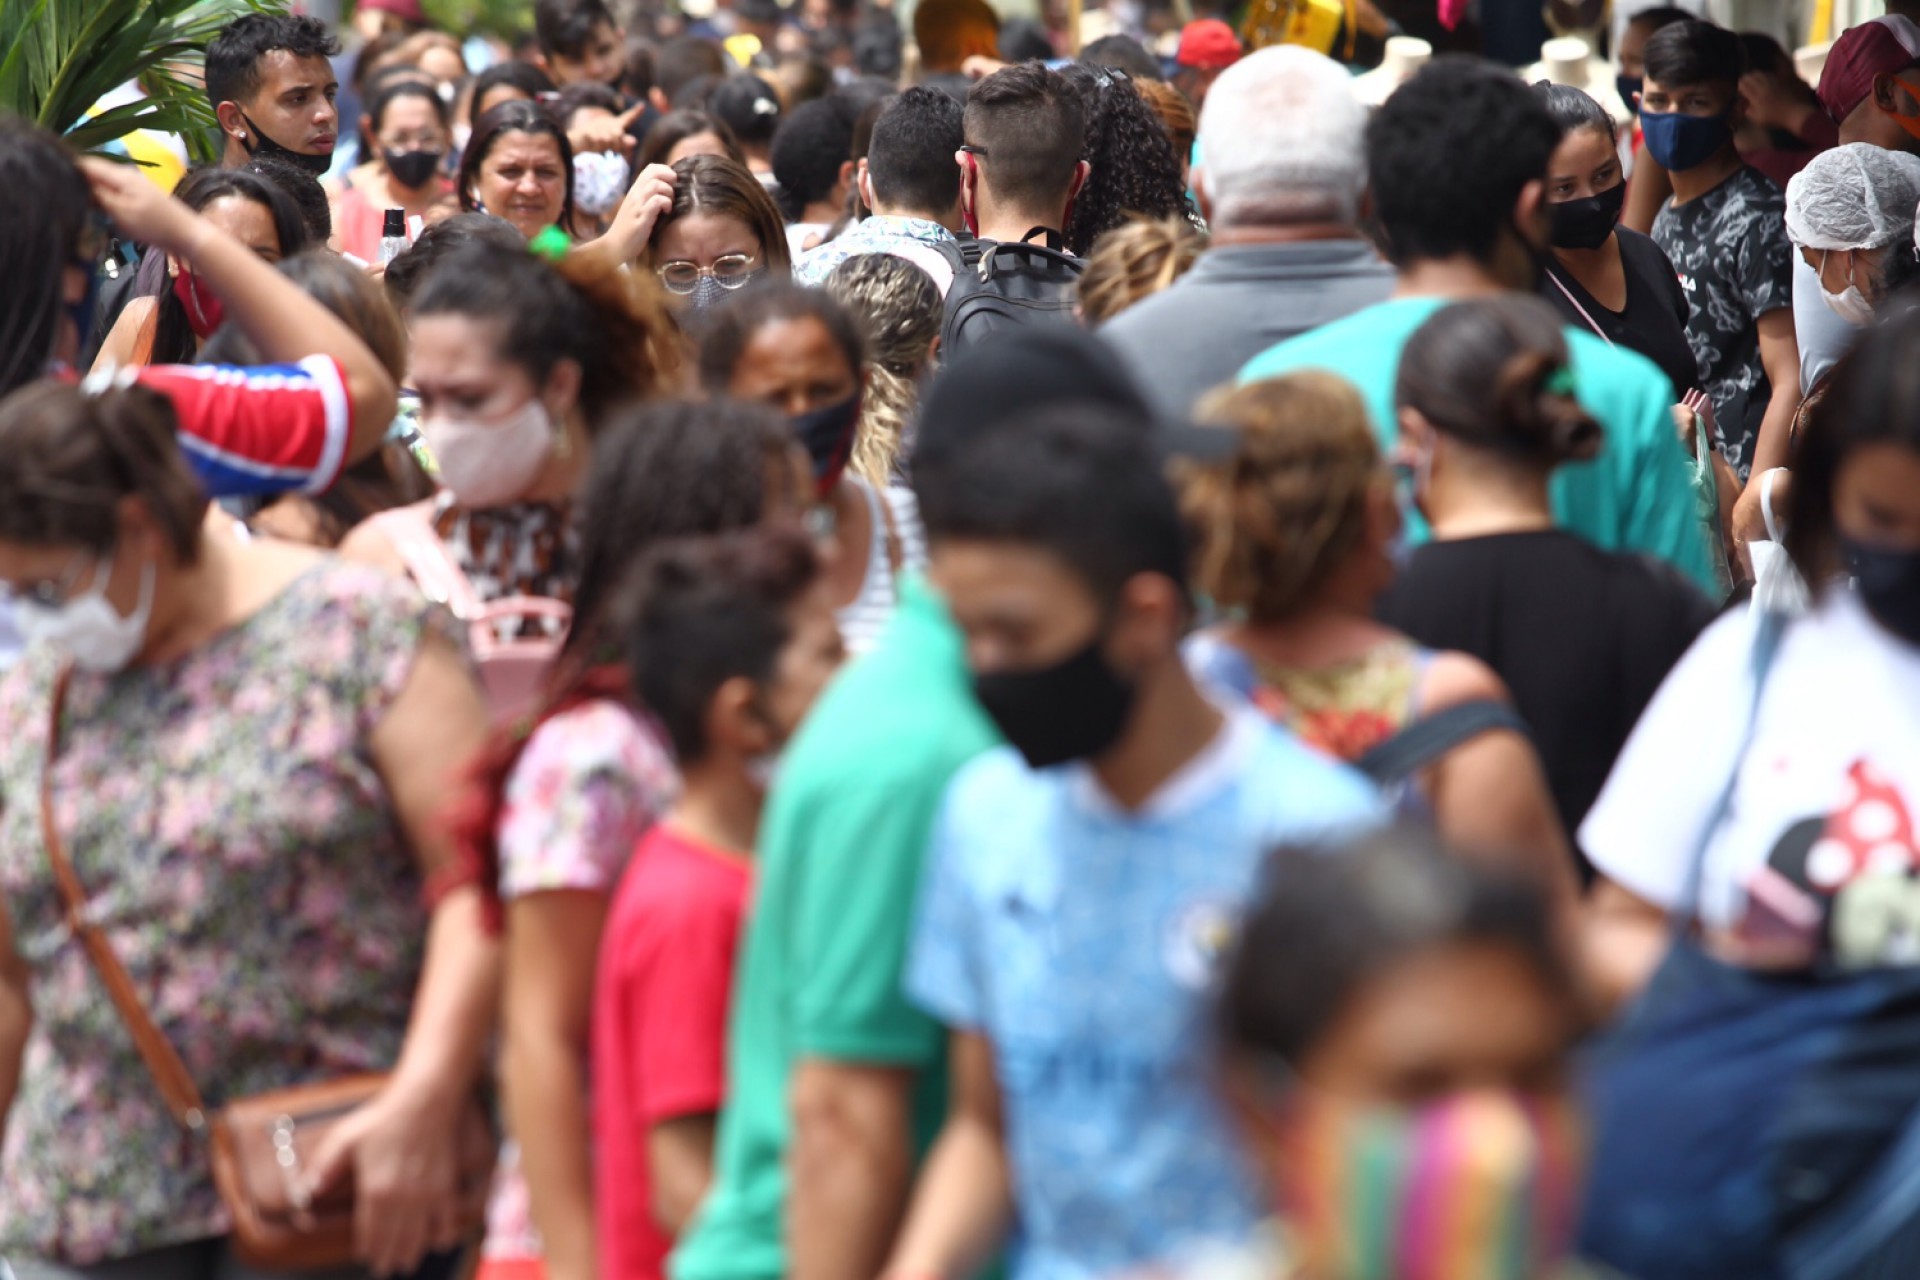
left=1238, top=296, right=1719, bottom=595
left=672, top=577, right=1000, bottom=1280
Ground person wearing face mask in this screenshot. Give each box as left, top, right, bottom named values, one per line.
left=1376, top=297, right=1717, bottom=882
left=1178, top=372, right=1577, bottom=893
left=595, top=527, right=844, bottom=1280
left=445, top=401, right=810, bottom=1280
left=643, top=155, right=791, bottom=310
left=1577, top=307, right=1920, bottom=1272
left=555, top=84, right=642, bottom=240
left=332, top=80, right=457, bottom=262
left=885, top=405, right=1384, bottom=1280
left=206, top=14, right=343, bottom=177
left=1213, top=826, right=1600, bottom=1280
left=1534, top=82, right=1700, bottom=406
left=1784, top=142, right=1920, bottom=331
left=1241, top=58, right=1718, bottom=597
left=672, top=328, right=1141, bottom=1280
left=339, top=239, right=680, bottom=644
left=1640, top=19, right=1801, bottom=554
left=91, top=167, right=310, bottom=371
left=0, top=380, right=496, bottom=1280
left=697, top=282, right=920, bottom=656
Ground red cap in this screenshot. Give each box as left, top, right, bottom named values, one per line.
left=1818, top=15, right=1920, bottom=124
left=1176, top=19, right=1243, bottom=71
left=360, top=0, right=429, bottom=20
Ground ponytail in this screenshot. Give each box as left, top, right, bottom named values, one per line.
left=1397, top=295, right=1603, bottom=466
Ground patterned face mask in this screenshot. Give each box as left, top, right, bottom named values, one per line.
left=572, top=150, right=632, bottom=217
left=1275, top=1087, right=1586, bottom=1280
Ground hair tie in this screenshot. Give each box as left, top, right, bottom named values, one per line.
left=1543, top=366, right=1577, bottom=398
left=528, top=225, right=570, bottom=262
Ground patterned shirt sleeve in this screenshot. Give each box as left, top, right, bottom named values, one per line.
left=135, top=354, right=351, bottom=497
left=1735, top=179, right=1795, bottom=322
left=497, top=701, right=678, bottom=900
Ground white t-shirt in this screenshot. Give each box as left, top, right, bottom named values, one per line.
left=1583, top=589, right=1920, bottom=966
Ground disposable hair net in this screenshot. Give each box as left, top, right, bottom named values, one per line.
left=1785, top=143, right=1920, bottom=251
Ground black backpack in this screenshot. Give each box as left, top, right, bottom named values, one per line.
left=939, top=227, right=1084, bottom=357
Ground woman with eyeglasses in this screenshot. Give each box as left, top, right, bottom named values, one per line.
left=644, top=154, right=791, bottom=311
left=696, top=281, right=923, bottom=655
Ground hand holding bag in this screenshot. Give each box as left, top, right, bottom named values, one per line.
left=39, top=664, right=492, bottom=1272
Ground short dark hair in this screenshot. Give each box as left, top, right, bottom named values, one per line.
left=622, top=526, right=821, bottom=762
left=635, top=108, right=747, bottom=170
left=1367, top=57, right=1562, bottom=268
left=1219, top=826, right=1574, bottom=1070
left=205, top=13, right=340, bottom=112
left=915, top=403, right=1189, bottom=608
left=1643, top=19, right=1742, bottom=90
left=1081, top=34, right=1164, bottom=81
left=0, top=381, right=209, bottom=564
left=554, top=80, right=626, bottom=129
left=696, top=280, right=865, bottom=393
left=565, top=398, right=799, bottom=679
left=657, top=36, right=731, bottom=103
left=853, top=12, right=905, bottom=80
left=382, top=212, right=527, bottom=305
left=710, top=74, right=786, bottom=148
left=468, top=59, right=558, bottom=116
left=771, top=95, right=859, bottom=211
left=867, top=86, right=964, bottom=214
left=1001, top=17, right=1057, bottom=64
left=1532, top=80, right=1614, bottom=141
left=535, top=0, right=618, bottom=59
left=243, top=153, right=333, bottom=243
left=963, top=63, right=1088, bottom=215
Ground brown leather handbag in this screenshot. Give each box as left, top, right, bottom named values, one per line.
left=39, top=665, right=491, bottom=1271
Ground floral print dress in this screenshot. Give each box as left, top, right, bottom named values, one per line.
left=0, top=563, right=455, bottom=1265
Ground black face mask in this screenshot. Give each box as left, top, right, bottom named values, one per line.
left=384, top=147, right=444, bottom=190
left=239, top=112, right=333, bottom=176
left=1842, top=533, right=1920, bottom=645
left=972, top=631, right=1138, bottom=769
left=1549, top=181, right=1626, bottom=251
left=1617, top=74, right=1643, bottom=113
left=790, top=393, right=861, bottom=498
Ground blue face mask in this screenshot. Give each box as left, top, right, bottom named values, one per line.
left=1640, top=107, right=1731, bottom=173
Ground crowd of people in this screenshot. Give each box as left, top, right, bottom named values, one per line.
left=3, top=0, right=1920, bottom=1277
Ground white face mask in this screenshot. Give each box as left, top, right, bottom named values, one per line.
left=14, top=549, right=155, bottom=674
left=422, top=396, right=558, bottom=507
left=573, top=150, right=633, bottom=217
left=1821, top=250, right=1878, bottom=326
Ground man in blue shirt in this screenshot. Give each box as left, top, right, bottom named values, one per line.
left=1239, top=58, right=1720, bottom=596
left=883, top=405, right=1383, bottom=1280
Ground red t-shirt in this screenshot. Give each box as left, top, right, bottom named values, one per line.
left=593, top=823, right=749, bottom=1280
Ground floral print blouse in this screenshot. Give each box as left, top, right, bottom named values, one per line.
left=0, top=563, right=454, bottom=1265
left=496, top=698, right=677, bottom=902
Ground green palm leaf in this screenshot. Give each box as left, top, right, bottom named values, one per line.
left=0, top=0, right=284, bottom=163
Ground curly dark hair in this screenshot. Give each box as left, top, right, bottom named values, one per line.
left=1058, top=64, right=1193, bottom=258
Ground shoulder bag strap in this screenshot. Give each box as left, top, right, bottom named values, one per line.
left=1354, top=697, right=1531, bottom=786
left=40, top=665, right=211, bottom=1134
left=1545, top=267, right=1615, bottom=348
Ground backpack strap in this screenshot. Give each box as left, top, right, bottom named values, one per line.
left=1355, top=698, right=1531, bottom=786
left=366, top=501, right=484, bottom=621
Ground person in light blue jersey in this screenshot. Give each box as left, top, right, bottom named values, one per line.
left=1240, top=56, right=1720, bottom=597
left=884, top=403, right=1383, bottom=1280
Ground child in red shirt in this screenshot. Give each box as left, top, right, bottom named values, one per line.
left=593, top=526, right=845, bottom=1280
